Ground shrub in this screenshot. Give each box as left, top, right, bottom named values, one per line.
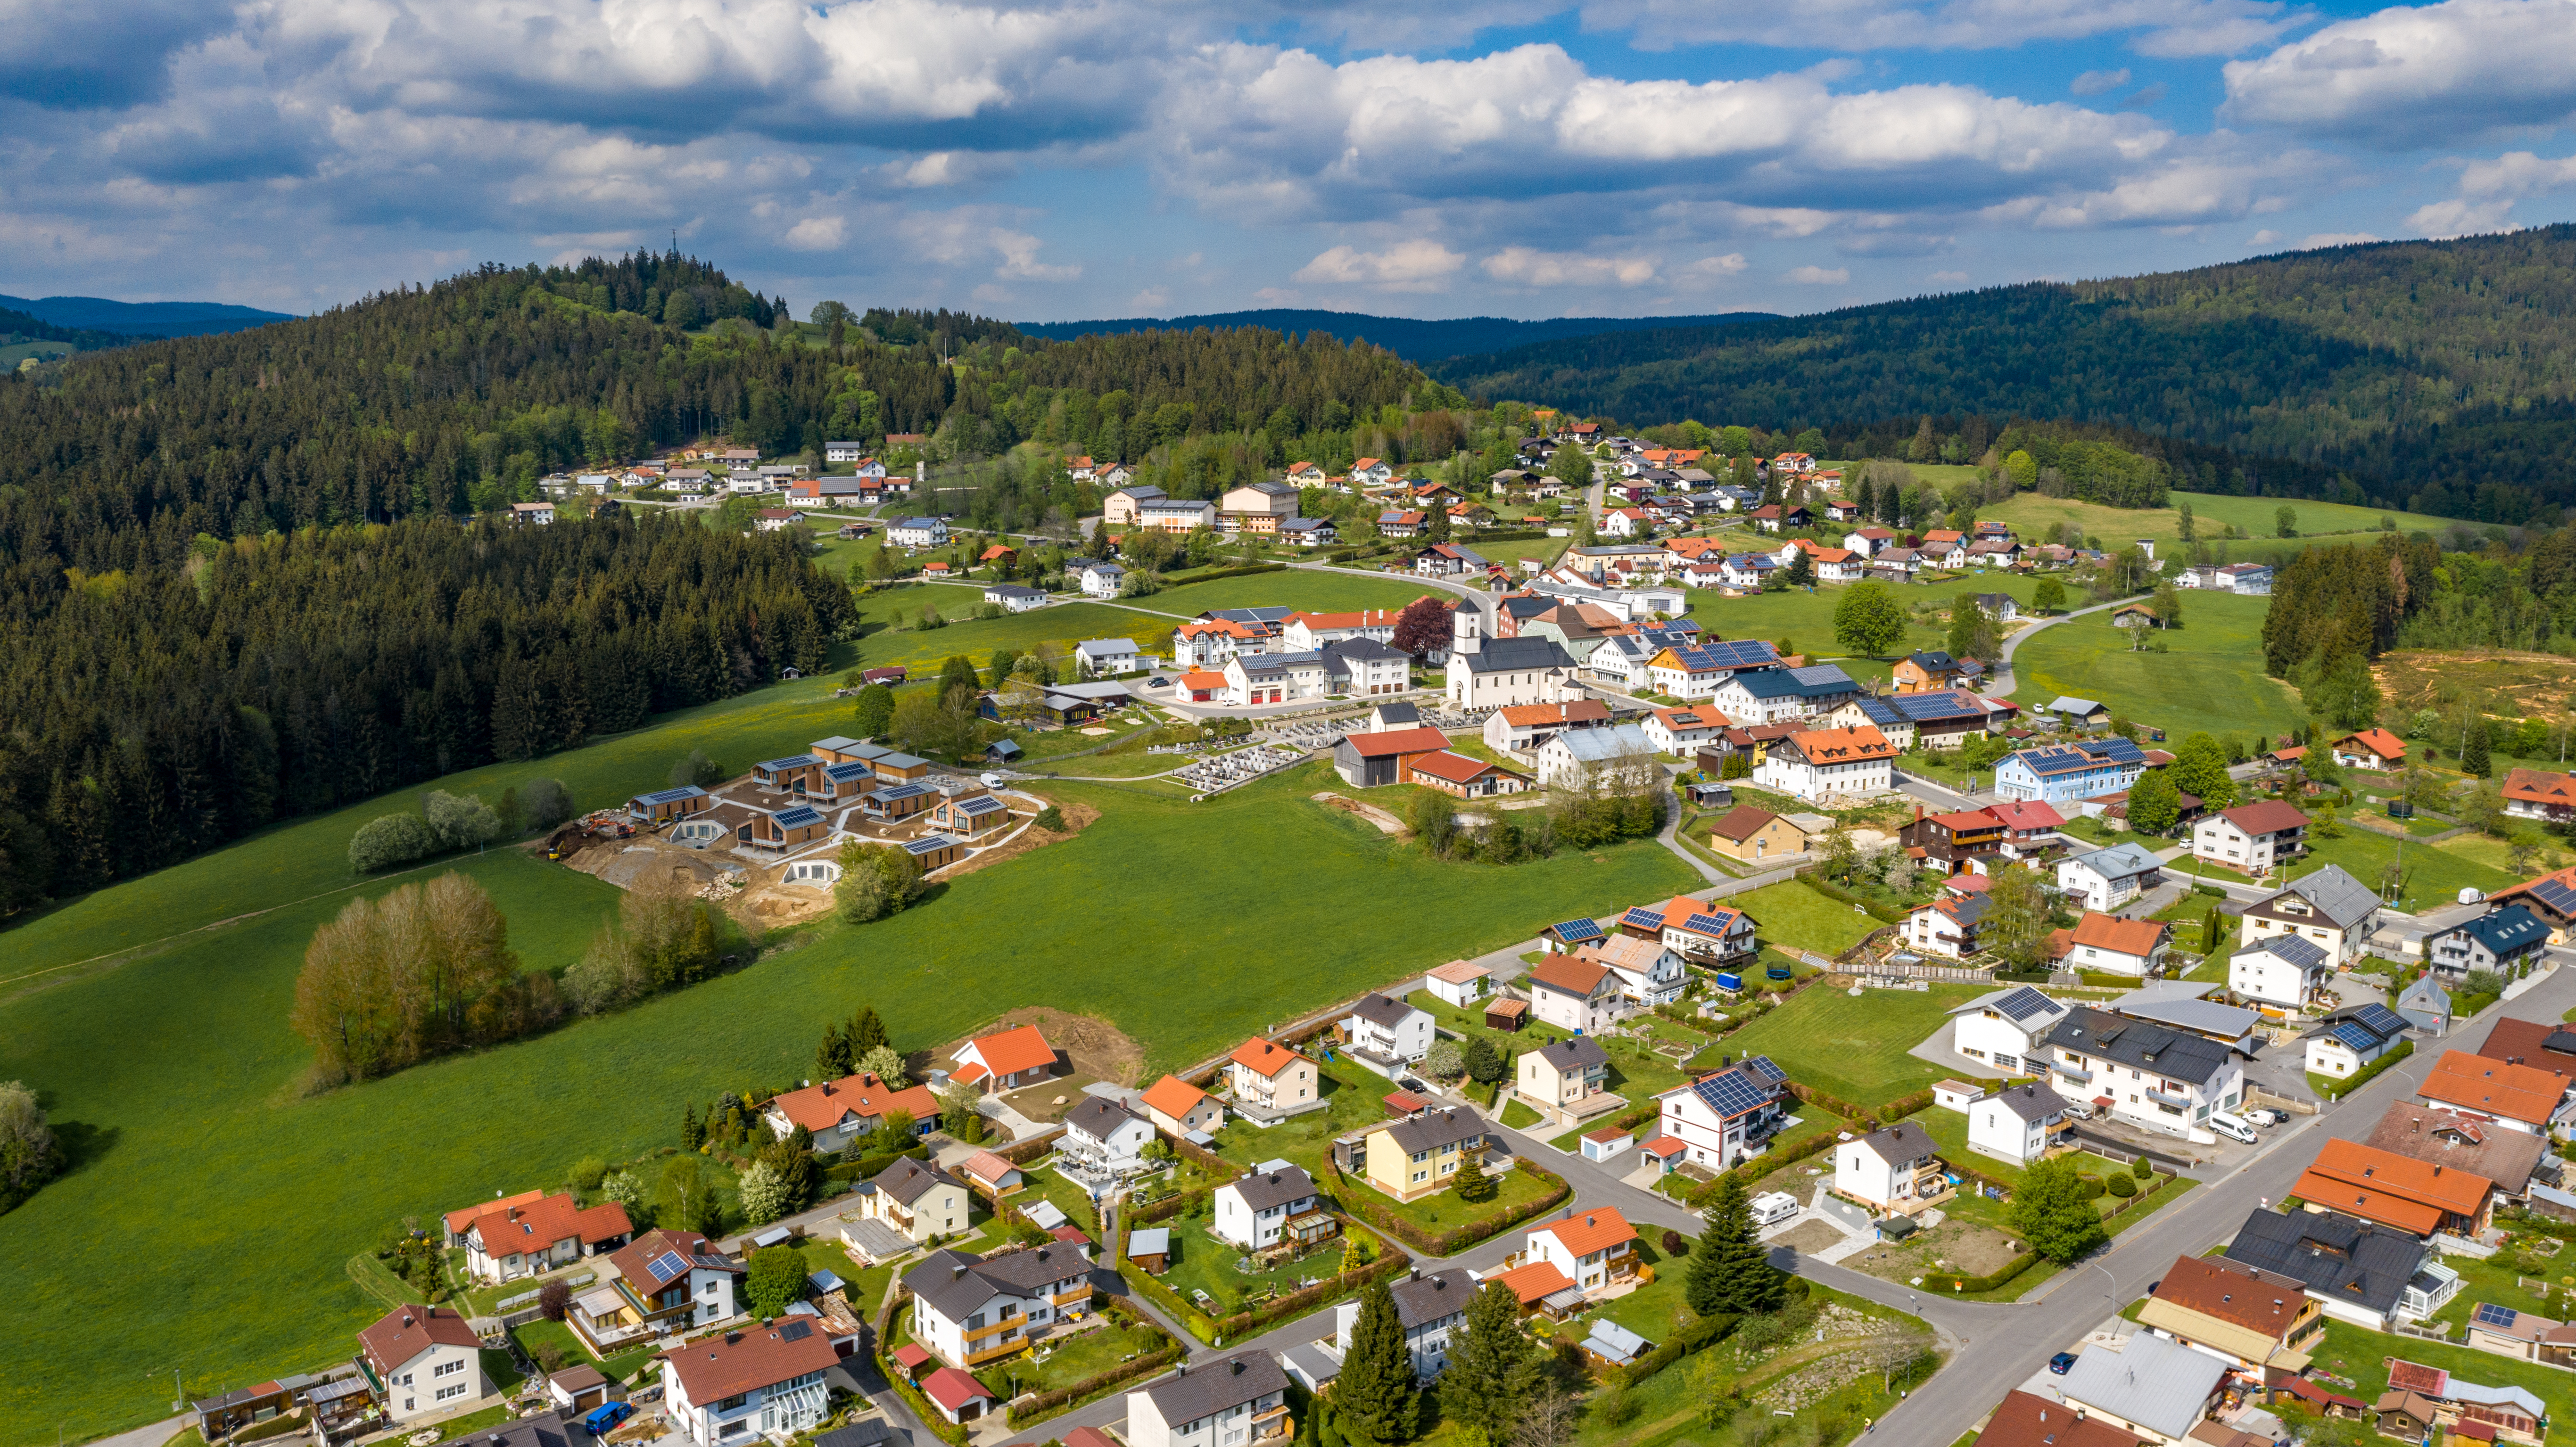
left=347, top=812, right=438, bottom=872
left=422, top=790, right=503, bottom=849
left=537, top=1279, right=572, bottom=1321
left=569, top=1158, right=609, bottom=1192
left=520, top=777, right=575, bottom=830
left=2078, top=1175, right=2105, bottom=1199
left=1661, top=1228, right=1687, bottom=1257
left=2131, top=1155, right=2152, bottom=1179
left=1035, top=805, right=1065, bottom=831
left=2104, top=1173, right=2136, bottom=1199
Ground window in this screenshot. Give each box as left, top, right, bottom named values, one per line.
left=434, top=1359, right=463, bottom=1378
left=435, top=1383, right=468, bottom=1403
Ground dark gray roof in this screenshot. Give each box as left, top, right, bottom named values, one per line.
left=1534, top=1037, right=1610, bottom=1072
left=874, top=1155, right=957, bottom=1207
left=2222, top=1207, right=2427, bottom=1318
left=1456, top=637, right=1576, bottom=674
left=1373, top=701, right=1420, bottom=724
left=2444, top=904, right=2549, bottom=956
left=903, top=1245, right=1090, bottom=1321
left=1858, top=1121, right=1937, bottom=1164
left=1380, top=1107, right=1485, bottom=1155
left=1141, top=1350, right=1288, bottom=1427
left=1348, top=992, right=1420, bottom=1028
left=1385, top=1268, right=1476, bottom=1329
left=2234, top=934, right=2329, bottom=970
left=815, top=1421, right=901, bottom=1447
left=1223, top=1165, right=1320, bottom=1214
left=2043, top=1006, right=2235, bottom=1087
left=2260, top=864, right=2383, bottom=930
left=1066, top=1096, right=1146, bottom=1140
left=1983, top=1082, right=2068, bottom=1123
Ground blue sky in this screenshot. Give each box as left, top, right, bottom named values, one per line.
left=3, top=0, right=2573, bottom=323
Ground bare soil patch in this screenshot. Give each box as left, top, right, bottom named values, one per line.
left=1313, top=791, right=1408, bottom=837
left=930, top=1005, right=1145, bottom=1088
left=937, top=794, right=1098, bottom=881
left=1841, top=1216, right=2022, bottom=1282
left=1770, top=1218, right=1849, bottom=1256
left=2377, top=648, right=2576, bottom=719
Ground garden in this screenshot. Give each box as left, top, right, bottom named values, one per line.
left=1712, top=982, right=1993, bottom=1110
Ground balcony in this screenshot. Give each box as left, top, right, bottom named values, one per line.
left=964, top=1313, right=1027, bottom=1344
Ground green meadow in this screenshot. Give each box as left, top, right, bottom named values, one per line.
left=2005, top=590, right=2308, bottom=740
left=0, top=705, right=1693, bottom=1438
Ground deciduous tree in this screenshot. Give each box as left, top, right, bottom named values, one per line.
left=1832, top=581, right=1905, bottom=655
left=2011, top=1156, right=2107, bottom=1263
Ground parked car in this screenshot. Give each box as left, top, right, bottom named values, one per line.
left=582, top=1402, right=635, bottom=1434
left=980, top=773, right=1008, bottom=789
left=2242, top=1107, right=2284, bottom=1126
left=1750, top=1191, right=1801, bottom=1227
left=2048, top=1351, right=2079, bottom=1375
left=2061, top=1100, right=2095, bottom=1120
left=2207, top=1112, right=2258, bottom=1144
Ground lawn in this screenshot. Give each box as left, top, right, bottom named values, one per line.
left=1687, top=570, right=2045, bottom=662
left=2006, top=590, right=2309, bottom=740
left=983, top=1317, right=1168, bottom=1400
left=1712, top=982, right=1992, bottom=1109
left=0, top=751, right=1693, bottom=1441
left=2308, top=1317, right=2576, bottom=1428
left=1147, top=1201, right=1356, bottom=1323
left=1983, top=489, right=2467, bottom=557
left=2274, top=830, right=2518, bottom=913
left=861, top=599, right=1177, bottom=672
left=1406, top=988, right=1690, bottom=1111
left=1729, top=881, right=1883, bottom=959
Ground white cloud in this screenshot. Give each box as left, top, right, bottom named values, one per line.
left=2298, top=230, right=2380, bottom=247
left=1691, top=253, right=1750, bottom=275
left=2071, top=68, right=2132, bottom=96
left=783, top=215, right=847, bottom=250
left=1786, top=264, right=1850, bottom=283
left=1291, top=239, right=1465, bottom=289
left=1481, top=247, right=1660, bottom=287
left=2223, top=0, right=2576, bottom=147
left=1578, top=0, right=2296, bottom=55
left=1129, top=286, right=1172, bottom=309
left=992, top=228, right=1078, bottom=280
left=2406, top=149, right=2576, bottom=234
left=2250, top=228, right=2283, bottom=242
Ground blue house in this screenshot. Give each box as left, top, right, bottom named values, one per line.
left=1993, top=737, right=2149, bottom=805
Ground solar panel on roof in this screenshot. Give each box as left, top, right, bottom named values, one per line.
left=2353, top=1003, right=2407, bottom=1037
left=2476, top=1302, right=2520, bottom=1330
left=1694, top=1069, right=1769, bottom=1117
left=1619, top=906, right=1667, bottom=930
left=1744, top=1055, right=1786, bottom=1084
left=1994, top=986, right=2053, bottom=1022
left=1551, top=918, right=1605, bottom=943
left=1683, top=913, right=1734, bottom=936
left=648, top=1250, right=688, bottom=1284
left=2528, top=879, right=2576, bottom=913
left=2330, top=1023, right=2380, bottom=1052
left=777, top=1319, right=814, bottom=1341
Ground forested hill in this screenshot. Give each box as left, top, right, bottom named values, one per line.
left=0, top=293, right=297, bottom=339
left=1432, top=226, right=2576, bottom=518
left=0, top=305, right=129, bottom=353
left=1014, top=308, right=1776, bottom=365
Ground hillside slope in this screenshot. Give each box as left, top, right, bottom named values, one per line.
left=0, top=293, right=297, bottom=338
left=1432, top=227, right=2576, bottom=512
left=1016, top=307, right=1775, bottom=364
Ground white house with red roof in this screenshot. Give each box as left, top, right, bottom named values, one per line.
left=1624, top=893, right=1757, bottom=966
left=1652, top=1056, right=1792, bottom=1169
left=951, top=1024, right=1058, bottom=1094
left=571, top=1227, right=744, bottom=1351
left=448, top=1190, right=632, bottom=1283
left=1226, top=1039, right=1321, bottom=1121
left=659, top=1318, right=840, bottom=1441
left=763, top=1072, right=941, bottom=1153
left=1523, top=1207, right=1641, bottom=1292
left=1982, top=798, right=2066, bottom=858
left=1642, top=705, right=1729, bottom=756
left=359, top=1304, right=487, bottom=1423
left=1283, top=608, right=1405, bottom=651
left=1139, top=1075, right=1225, bottom=1135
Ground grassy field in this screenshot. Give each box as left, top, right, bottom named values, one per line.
left=1713, top=982, right=1990, bottom=1108
left=1688, top=571, right=2045, bottom=663
left=1984, top=489, right=2469, bottom=556
left=0, top=744, right=1692, bottom=1439
left=2307, top=1318, right=2576, bottom=1427
left=1727, top=881, right=1883, bottom=959
left=2282, top=830, right=2519, bottom=911
left=2006, top=590, right=2308, bottom=740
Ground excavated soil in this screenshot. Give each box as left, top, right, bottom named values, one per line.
left=931, top=1006, right=1145, bottom=1087
left=936, top=794, right=1098, bottom=881
left=1313, top=791, right=1409, bottom=836
left=2377, top=648, right=2576, bottom=719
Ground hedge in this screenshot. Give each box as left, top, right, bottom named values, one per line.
left=1112, top=1212, right=1410, bottom=1346
left=996, top=1128, right=1067, bottom=1164
left=1934, top=1251, right=2040, bottom=1294
left=2316, top=1039, right=2413, bottom=1101
left=1161, top=561, right=1288, bottom=584
left=1004, top=1303, right=1185, bottom=1427
left=1320, top=1156, right=1569, bottom=1257
left=1620, top=1310, right=1740, bottom=1388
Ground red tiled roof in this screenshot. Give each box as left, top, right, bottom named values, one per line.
left=1346, top=726, right=1454, bottom=758
left=458, top=1192, right=631, bottom=1258
left=1229, top=1038, right=1306, bottom=1078
left=1531, top=1207, right=1636, bottom=1257
left=1139, top=1075, right=1212, bottom=1119
left=2337, top=728, right=2406, bottom=761
left=1708, top=805, right=1785, bottom=842
left=921, top=1365, right=998, bottom=1412
left=446, top=1188, right=548, bottom=1236
left=662, top=1323, right=842, bottom=1403
left=1527, top=954, right=1614, bottom=996
left=2503, top=769, right=2576, bottom=807
left=1971, top=1390, right=2148, bottom=1447
left=961, top=1024, right=1056, bottom=1078
left=2219, top=800, right=2310, bottom=835
left=1490, top=1260, right=1577, bottom=1305
left=2421, top=1050, right=2567, bottom=1126
left=1408, top=749, right=1520, bottom=786
left=2070, top=911, right=2168, bottom=957
left=768, top=1073, right=940, bottom=1133
left=359, top=1304, right=479, bottom=1373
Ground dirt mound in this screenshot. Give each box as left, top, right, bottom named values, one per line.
left=932, top=1006, right=1143, bottom=1087
left=1313, top=791, right=1408, bottom=837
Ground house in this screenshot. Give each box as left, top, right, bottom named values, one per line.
left=1619, top=893, right=1756, bottom=967
left=1523, top=953, right=1626, bottom=1035
left=1331, top=724, right=1456, bottom=788
left=446, top=1189, right=633, bottom=1284
left=1424, top=960, right=1491, bottom=1007
left=2474, top=1015, right=2576, bottom=1084
left=1906, top=892, right=1990, bottom=959
left=1446, top=628, right=1580, bottom=709
left=2331, top=728, right=2407, bottom=772
left=1967, top=1081, right=2072, bottom=1165
left=1517, top=1037, right=1612, bottom=1118
left=1075, top=638, right=1138, bottom=675
left=764, top=1072, right=941, bottom=1153
left=903, top=1243, right=1094, bottom=1371
left=1970, top=1391, right=2153, bottom=1447
left=2064, top=912, right=2171, bottom=978
left=2029, top=1332, right=2227, bottom=1447
left=2367, top=1101, right=2550, bottom=1201
left=2041, top=1005, right=2246, bottom=1138
left=1101, top=485, right=1168, bottom=526
left=2427, top=904, right=2550, bottom=982
left=1948, top=984, right=2074, bottom=1077
left=1062, top=1096, right=1157, bottom=1176
left=956, top=1151, right=1025, bottom=1199
left=1139, top=1075, right=1225, bottom=1137
left=2419, top=1049, right=2573, bottom=1135
left=2502, top=768, right=2576, bottom=822
left=1352, top=458, right=1395, bottom=486
left=2229, top=934, right=2333, bottom=1011
left=888, top=517, right=948, bottom=549
left=1342, top=993, right=1434, bottom=1072
left=1226, top=1039, right=1320, bottom=1122
left=950, top=1024, right=1058, bottom=1094
left=2193, top=801, right=2312, bottom=875
left=569, top=1228, right=743, bottom=1352
left=2493, top=862, right=2576, bottom=940
left=2136, top=1253, right=2324, bottom=1375
left=1717, top=551, right=1777, bottom=589
left=2223, top=1207, right=2459, bottom=1329
left=1706, top=805, right=1804, bottom=863
left=1223, top=648, right=1331, bottom=706
left=983, top=583, right=1048, bottom=613
left=1077, top=560, right=1127, bottom=598
left=2106, top=990, right=2260, bottom=1052
left=2291, top=1136, right=2494, bottom=1238
left=1899, top=806, right=2008, bottom=875
left=510, top=500, right=556, bottom=525
left=1651, top=1056, right=1790, bottom=1169
left=1712, top=664, right=1863, bottom=726
left=1642, top=705, right=1730, bottom=756
left=2304, top=1001, right=2411, bottom=1082
left=1524, top=1208, right=1640, bottom=1293
left=1138, top=499, right=1220, bottom=533
left=1576, top=933, right=1687, bottom=1006
left=1890, top=650, right=1970, bottom=693
left=629, top=783, right=713, bottom=825
left=1532, top=722, right=1659, bottom=794
left=1412, top=543, right=1491, bottom=577
left=1279, top=517, right=1338, bottom=548
left=1357, top=1107, right=1489, bottom=1202
left=1221, top=480, right=1302, bottom=530
left=1754, top=724, right=1895, bottom=799
left=854, top=1157, right=973, bottom=1243
left=1643, top=640, right=1783, bottom=699
left=1212, top=1164, right=1329, bottom=1252
left=1126, top=1352, right=1293, bottom=1447
left=927, top=789, right=1010, bottom=838
left=359, top=1305, right=488, bottom=1423
left=1994, top=737, right=2150, bottom=804
left=545, top=1364, right=621, bottom=1414
left=2057, top=843, right=2165, bottom=911
left=2238, top=864, right=2381, bottom=969
left=2399, top=974, right=2454, bottom=1034
left=1835, top=1122, right=1948, bottom=1212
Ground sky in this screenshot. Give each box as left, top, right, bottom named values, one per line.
left=4, top=0, right=2576, bottom=324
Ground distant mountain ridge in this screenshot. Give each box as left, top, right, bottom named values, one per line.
left=1014, top=307, right=1777, bottom=365
left=0, top=292, right=296, bottom=338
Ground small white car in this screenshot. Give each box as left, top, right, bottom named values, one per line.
left=2241, top=1107, right=2284, bottom=1126
left=980, top=773, right=1008, bottom=789
left=1750, top=1191, right=1802, bottom=1227
left=2207, top=1112, right=2258, bottom=1144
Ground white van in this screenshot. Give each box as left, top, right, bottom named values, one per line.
left=2207, top=1112, right=2258, bottom=1144
left=1750, top=1191, right=1801, bottom=1227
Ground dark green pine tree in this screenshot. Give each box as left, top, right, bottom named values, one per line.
left=2463, top=715, right=2493, bottom=778
left=1689, top=1176, right=1786, bottom=1315
left=849, top=1006, right=888, bottom=1057
left=1333, top=1278, right=1419, bottom=1445
left=817, top=1022, right=853, bottom=1078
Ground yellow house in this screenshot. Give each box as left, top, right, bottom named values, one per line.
left=1705, top=805, right=1805, bottom=864
left=1361, top=1107, right=1489, bottom=1203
